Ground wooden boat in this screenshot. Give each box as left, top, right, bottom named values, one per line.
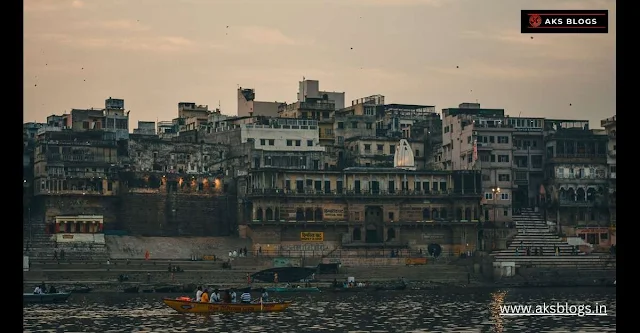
left=122, top=286, right=139, bottom=293
left=265, top=286, right=321, bottom=293
left=162, top=298, right=292, bottom=314
left=23, top=292, right=71, bottom=304
left=69, top=286, right=92, bottom=294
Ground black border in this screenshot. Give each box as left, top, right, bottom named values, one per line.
left=18, top=0, right=26, bottom=330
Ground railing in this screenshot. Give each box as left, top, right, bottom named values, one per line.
left=247, top=188, right=482, bottom=197
left=550, top=153, right=606, bottom=159
left=558, top=199, right=595, bottom=207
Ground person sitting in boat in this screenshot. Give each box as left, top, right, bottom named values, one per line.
left=201, top=289, right=210, bottom=303
left=230, top=289, right=237, bottom=303
left=49, top=285, right=57, bottom=293
left=223, top=290, right=232, bottom=303
left=261, top=288, right=269, bottom=302
left=210, top=289, right=221, bottom=303
left=33, top=286, right=43, bottom=294
left=195, top=286, right=203, bottom=302
left=240, top=289, right=252, bottom=303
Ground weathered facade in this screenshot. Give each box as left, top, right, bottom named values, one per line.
left=543, top=120, right=609, bottom=235
left=601, top=116, right=616, bottom=226
left=508, top=117, right=545, bottom=209
left=243, top=168, right=483, bottom=254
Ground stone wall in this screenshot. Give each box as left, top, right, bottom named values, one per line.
left=117, top=192, right=237, bottom=236
left=37, top=196, right=119, bottom=227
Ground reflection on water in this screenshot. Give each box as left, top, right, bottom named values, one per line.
left=23, top=287, right=615, bottom=333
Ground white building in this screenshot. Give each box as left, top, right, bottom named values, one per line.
left=297, top=79, right=345, bottom=111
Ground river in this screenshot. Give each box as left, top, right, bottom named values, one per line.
left=23, top=287, right=615, bottom=332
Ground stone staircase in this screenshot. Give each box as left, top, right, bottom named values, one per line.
left=491, top=208, right=615, bottom=269
left=23, top=216, right=56, bottom=259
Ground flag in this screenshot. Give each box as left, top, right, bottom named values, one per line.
left=472, top=139, right=478, bottom=162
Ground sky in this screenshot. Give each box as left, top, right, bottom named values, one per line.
left=24, top=0, right=615, bottom=129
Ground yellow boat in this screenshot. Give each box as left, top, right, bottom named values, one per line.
left=162, top=298, right=292, bottom=314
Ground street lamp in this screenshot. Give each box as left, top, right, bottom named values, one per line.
left=492, top=187, right=501, bottom=227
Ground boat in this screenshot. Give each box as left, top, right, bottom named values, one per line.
left=122, top=286, right=139, bottom=293
left=251, top=267, right=316, bottom=283
left=265, top=286, right=321, bottom=293
left=23, top=292, right=71, bottom=304
left=69, top=286, right=92, bottom=294
left=162, top=298, right=292, bottom=313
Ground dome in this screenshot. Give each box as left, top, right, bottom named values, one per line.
left=394, top=139, right=416, bottom=170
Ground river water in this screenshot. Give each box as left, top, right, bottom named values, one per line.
left=23, top=287, right=615, bottom=332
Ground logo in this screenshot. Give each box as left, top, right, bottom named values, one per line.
left=521, top=10, right=608, bottom=34
left=529, top=14, right=542, bottom=28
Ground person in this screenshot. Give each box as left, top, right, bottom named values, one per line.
left=240, top=289, right=252, bottom=303
left=230, top=289, right=237, bottom=303
left=33, top=286, right=42, bottom=294
left=201, top=289, right=210, bottom=303
left=261, top=288, right=269, bottom=302
left=274, top=272, right=279, bottom=284
left=223, top=290, right=232, bottom=303
left=49, top=285, right=57, bottom=293
left=195, top=286, right=203, bottom=302
left=210, top=289, right=221, bottom=303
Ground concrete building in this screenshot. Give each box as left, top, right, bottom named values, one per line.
left=542, top=119, right=609, bottom=245
left=63, top=97, right=130, bottom=140
left=441, top=103, right=514, bottom=225
left=601, top=116, right=616, bottom=226
left=177, top=102, right=213, bottom=131
left=297, top=79, right=345, bottom=111
left=506, top=117, right=545, bottom=209
left=244, top=167, right=482, bottom=255
left=237, top=87, right=284, bottom=118
left=157, top=121, right=178, bottom=140
left=133, top=121, right=156, bottom=135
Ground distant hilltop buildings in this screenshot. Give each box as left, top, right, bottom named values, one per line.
left=23, top=79, right=616, bottom=252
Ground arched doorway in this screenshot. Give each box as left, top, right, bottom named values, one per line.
left=296, top=208, right=304, bottom=221
left=387, top=227, right=396, bottom=241
left=256, top=207, right=263, bottom=221
left=304, top=208, right=313, bottom=221
left=352, top=227, right=361, bottom=241
left=465, top=208, right=471, bottom=220
left=431, top=208, right=439, bottom=219
left=366, top=224, right=378, bottom=243
left=314, top=208, right=323, bottom=221
left=265, top=208, right=273, bottom=221
left=422, top=208, right=430, bottom=220
left=576, top=188, right=586, bottom=201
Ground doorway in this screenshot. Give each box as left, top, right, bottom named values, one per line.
left=365, top=206, right=383, bottom=243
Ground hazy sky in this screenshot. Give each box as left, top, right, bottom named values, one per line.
left=24, top=0, right=615, bottom=128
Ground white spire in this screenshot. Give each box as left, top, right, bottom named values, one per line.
left=394, top=139, right=416, bottom=171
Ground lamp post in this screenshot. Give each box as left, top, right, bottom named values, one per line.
left=492, top=187, right=501, bottom=227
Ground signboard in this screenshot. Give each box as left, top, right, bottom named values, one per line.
left=202, top=255, right=216, bottom=261
left=323, top=207, right=345, bottom=221
left=405, top=258, right=427, bottom=266
left=62, top=234, right=74, bottom=239
left=300, top=232, right=324, bottom=242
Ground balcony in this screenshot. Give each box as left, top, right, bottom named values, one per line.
left=608, top=150, right=616, bottom=158
left=246, top=188, right=482, bottom=198
left=547, top=153, right=607, bottom=164
left=558, top=199, right=595, bottom=207
left=319, top=133, right=335, bottom=140
left=476, top=142, right=492, bottom=150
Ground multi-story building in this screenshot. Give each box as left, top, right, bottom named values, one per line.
left=237, top=87, right=284, bottom=118
left=200, top=118, right=326, bottom=171
left=601, top=116, right=616, bottom=225
left=177, top=102, right=212, bottom=131
left=66, top=97, right=130, bottom=140
left=296, top=79, right=345, bottom=111
left=506, top=117, right=545, bottom=209
left=244, top=165, right=482, bottom=255
left=542, top=119, right=609, bottom=241
left=441, top=103, right=514, bottom=225
left=157, top=121, right=178, bottom=140
left=133, top=121, right=156, bottom=135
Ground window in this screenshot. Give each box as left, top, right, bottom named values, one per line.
left=337, top=136, right=344, bottom=145
left=467, top=154, right=472, bottom=163
left=307, top=140, right=313, bottom=146
left=439, top=181, right=447, bottom=191
left=503, top=209, right=509, bottom=216
left=498, top=174, right=510, bottom=181
left=485, top=193, right=493, bottom=200
left=610, top=166, right=616, bottom=173
left=480, top=154, right=490, bottom=162
left=482, top=174, right=490, bottom=181
left=337, top=122, right=344, bottom=129
left=490, top=154, right=496, bottom=162
left=489, top=136, right=495, bottom=143
left=260, top=139, right=266, bottom=145
left=388, top=212, right=394, bottom=220
left=467, top=136, right=472, bottom=143
left=366, top=123, right=373, bottom=129
left=322, top=111, right=330, bottom=119
left=295, top=140, right=301, bottom=146
left=364, top=144, right=371, bottom=151
left=498, top=155, right=509, bottom=163
left=444, top=125, right=449, bottom=133
left=497, top=136, right=509, bottom=144
left=390, top=145, right=396, bottom=154
left=153, top=151, right=158, bottom=158
left=613, top=145, right=616, bottom=151
left=377, top=144, right=384, bottom=152
left=268, top=139, right=274, bottom=145
left=286, top=140, right=293, bottom=146
left=415, top=149, right=420, bottom=157
left=388, top=180, right=395, bottom=193
left=351, top=122, right=358, bottom=129
left=600, top=233, right=609, bottom=240
left=285, top=180, right=291, bottom=190
left=501, top=193, right=509, bottom=200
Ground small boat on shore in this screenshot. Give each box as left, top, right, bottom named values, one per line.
left=265, top=286, right=321, bottom=293
left=23, top=292, right=71, bottom=304
left=122, top=286, right=139, bottom=293
left=162, top=298, right=292, bottom=313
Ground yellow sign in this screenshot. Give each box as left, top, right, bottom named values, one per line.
left=202, top=255, right=216, bottom=261
left=300, top=232, right=324, bottom=242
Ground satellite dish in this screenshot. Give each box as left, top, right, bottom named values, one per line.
left=427, top=244, right=442, bottom=258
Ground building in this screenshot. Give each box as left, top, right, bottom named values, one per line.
left=64, top=97, right=130, bottom=140
left=177, top=102, right=212, bottom=131
left=542, top=119, right=609, bottom=242
left=441, top=103, right=514, bottom=225
left=601, top=116, right=616, bottom=226
left=506, top=117, right=545, bottom=209
left=237, top=87, right=284, bottom=118
left=297, top=79, right=345, bottom=110
left=157, top=121, right=178, bottom=140
left=243, top=167, right=482, bottom=255
left=200, top=118, right=326, bottom=171
left=133, top=121, right=156, bottom=135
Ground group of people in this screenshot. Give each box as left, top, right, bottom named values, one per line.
left=33, top=282, right=57, bottom=294
left=229, top=247, right=249, bottom=258
left=194, top=287, right=269, bottom=304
